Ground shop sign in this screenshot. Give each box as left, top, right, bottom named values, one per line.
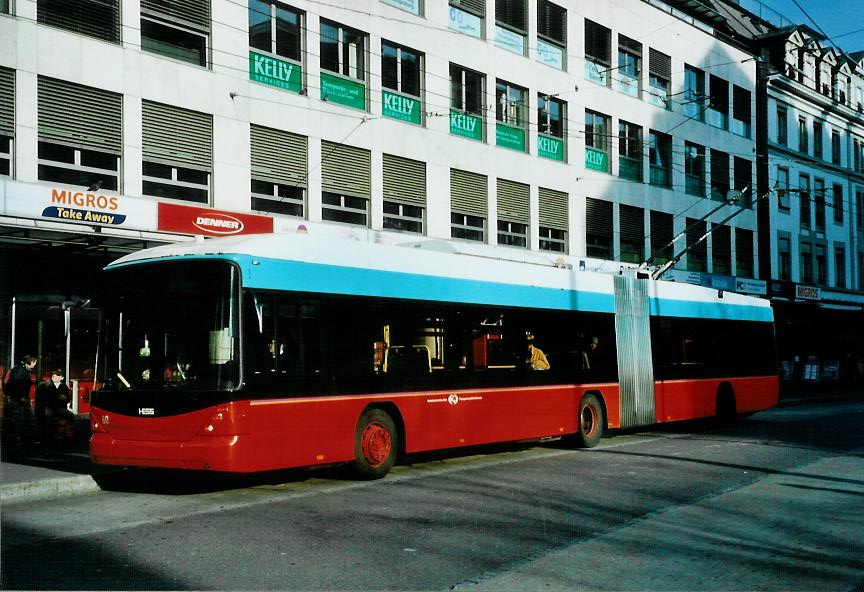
left=382, top=90, right=421, bottom=124
left=450, top=110, right=483, bottom=141
left=770, top=280, right=796, bottom=299
left=538, top=134, right=564, bottom=161
left=249, top=51, right=302, bottom=94
left=734, top=278, right=767, bottom=295
left=158, top=202, right=273, bottom=237
left=320, top=72, right=366, bottom=110
left=495, top=25, right=525, bottom=56
left=705, top=273, right=736, bottom=290
left=662, top=269, right=703, bottom=285
left=585, top=147, right=608, bottom=172
left=496, top=123, right=526, bottom=152
left=536, top=39, right=564, bottom=70
left=0, top=180, right=157, bottom=231
left=795, top=285, right=821, bottom=301
left=380, top=0, right=420, bottom=15
left=448, top=6, right=482, bottom=38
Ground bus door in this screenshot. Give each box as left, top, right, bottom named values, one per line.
left=612, top=276, right=655, bottom=428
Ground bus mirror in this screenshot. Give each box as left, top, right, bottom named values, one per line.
left=209, top=328, right=234, bottom=364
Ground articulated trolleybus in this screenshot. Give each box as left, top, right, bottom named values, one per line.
left=90, top=233, right=778, bottom=478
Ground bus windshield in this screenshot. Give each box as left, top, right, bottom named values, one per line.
left=99, top=259, right=240, bottom=392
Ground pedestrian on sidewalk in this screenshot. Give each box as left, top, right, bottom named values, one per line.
left=5, top=354, right=39, bottom=447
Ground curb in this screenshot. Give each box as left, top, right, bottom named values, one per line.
left=0, top=474, right=100, bottom=505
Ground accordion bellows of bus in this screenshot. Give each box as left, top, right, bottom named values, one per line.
left=89, top=232, right=778, bottom=478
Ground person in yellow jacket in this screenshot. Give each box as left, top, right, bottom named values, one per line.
left=525, top=333, right=550, bottom=370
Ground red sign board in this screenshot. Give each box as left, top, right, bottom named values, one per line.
left=157, top=203, right=273, bottom=237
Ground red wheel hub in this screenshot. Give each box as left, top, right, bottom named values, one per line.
left=581, top=405, right=597, bottom=436
left=361, top=422, right=392, bottom=467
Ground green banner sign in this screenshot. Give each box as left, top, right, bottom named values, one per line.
left=496, top=123, right=526, bottom=152
left=249, top=51, right=302, bottom=94
left=450, top=110, right=483, bottom=141
left=320, top=72, right=366, bottom=110
left=382, top=90, right=421, bottom=125
left=538, top=134, right=564, bottom=161
left=585, top=147, right=609, bottom=172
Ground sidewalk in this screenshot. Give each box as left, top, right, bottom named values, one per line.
left=2, top=386, right=862, bottom=506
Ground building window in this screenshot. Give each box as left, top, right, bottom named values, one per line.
left=584, top=110, right=610, bottom=173
left=859, top=251, right=864, bottom=291
left=706, top=75, right=728, bottom=130
left=777, top=166, right=790, bottom=210
left=383, top=153, right=425, bottom=234
left=249, top=0, right=302, bottom=61
left=832, top=184, right=843, bottom=224
left=800, top=241, right=813, bottom=283
left=619, top=204, right=644, bottom=263
left=616, top=35, right=641, bottom=97
left=538, top=93, right=566, bottom=161
left=584, top=19, right=611, bottom=86
left=250, top=125, right=306, bottom=217
left=684, top=142, right=705, bottom=196
left=536, top=0, right=566, bottom=70
left=776, top=105, right=788, bottom=146
left=0, top=135, right=10, bottom=177
left=143, top=162, right=208, bottom=203
left=0, top=67, right=12, bottom=178
left=141, top=0, right=210, bottom=67
left=814, top=121, right=823, bottom=159
left=710, top=149, right=729, bottom=202
left=497, top=220, right=528, bottom=247
left=735, top=227, right=754, bottom=278
left=450, top=168, right=487, bottom=242
left=495, top=0, right=527, bottom=55
left=831, top=130, right=841, bottom=165
left=495, top=80, right=527, bottom=151
left=648, top=130, right=671, bottom=188
left=685, top=218, right=707, bottom=272
left=451, top=213, right=485, bottom=242
left=37, top=77, right=122, bottom=191
left=450, top=63, right=485, bottom=141
left=835, top=245, right=846, bottom=288
left=320, top=20, right=368, bottom=109
left=538, top=187, right=568, bottom=253
left=585, top=197, right=613, bottom=259
left=711, top=224, right=731, bottom=275
left=733, top=157, right=752, bottom=207
left=815, top=244, right=826, bottom=285
left=814, top=178, right=826, bottom=232
left=618, top=121, right=642, bottom=182
left=799, top=174, right=811, bottom=228
left=381, top=41, right=423, bottom=125
left=683, top=65, right=705, bottom=121
left=321, top=140, right=370, bottom=226
left=798, top=116, right=808, bottom=154
left=647, top=49, right=671, bottom=109
left=1, top=0, right=9, bottom=13
left=650, top=211, right=673, bottom=264
left=448, top=0, right=484, bottom=39
left=731, top=85, right=751, bottom=137
left=497, top=178, right=529, bottom=248
left=37, top=0, right=121, bottom=43
left=854, top=138, right=864, bottom=173
left=322, top=193, right=368, bottom=226
left=857, top=189, right=864, bottom=234
left=778, top=236, right=791, bottom=280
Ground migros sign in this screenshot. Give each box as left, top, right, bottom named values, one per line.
left=44, top=188, right=127, bottom=225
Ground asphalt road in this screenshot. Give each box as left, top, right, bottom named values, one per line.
left=2, top=400, right=863, bottom=591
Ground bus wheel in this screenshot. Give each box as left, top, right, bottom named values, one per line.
left=352, top=408, right=398, bottom=479
left=576, top=393, right=604, bottom=448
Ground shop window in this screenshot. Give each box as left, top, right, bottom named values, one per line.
left=538, top=186, right=567, bottom=253
left=322, top=192, right=368, bottom=226
left=585, top=197, right=612, bottom=259
left=776, top=105, right=787, bottom=146
left=648, top=130, right=671, bottom=188
left=250, top=125, right=306, bottom=217
left=584, top=110, right=610, bottom=173
left=448, top=0, right=484, bottom=39
left=711, top=224, right=731, bottom=275
left=538, top=93, right=566, bottom=161
left=813, top=120, right=823, bottom=159
left=495, top=0, right=527, bottom=55
left=619, top=204, right=644, bottom=263
left=778, top=235, right=791, bottom=280
left=536, top=0, right=566, bottom=70
left=584, top=20, right=610, bottom=86
left=141, top=0, right=210, bottom=67
left=383, top=153, right=425, bottom=234
left=495, top=80, right=527, bottom=152
left=710, top=149, right=729, bottom=202
left=382, top=41, right=423, bottom=124
left=450, top=63, right=485, bottom=141
left=706, top=75, right=728, bottom=129
left=650, top=211, right=673, bottom=264
left=684, top=142, right=705, bottom=197
left=647, top=49, right=671, bottom=109
left=320, top=20, right=368, bottom=109
left=685, top=218, right=707, bottom=272
left=735, top=228, right=754, bottom=278
left=776, top=166, right=790, bottom=211
left=833, top=184, right=843, bottom=224
left=799, top=174, right=811, bottom=228
left=731, top=85, right=750, bottom=137
left=834, top=245, right=846, bottom=288
left=616, top=35, right=641, bottom=97
left=683, top=65, right=705, bottom=121
left=38, top=0, right=120, bottom=43
left=618, top=121, right=642, bottom=182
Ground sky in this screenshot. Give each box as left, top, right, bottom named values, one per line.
left=760, top=0, right=864, bottom=54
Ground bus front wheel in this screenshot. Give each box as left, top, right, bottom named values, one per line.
left=575, top=393, right=604, bottom=448
left=352, top=408, right=398, bottom=479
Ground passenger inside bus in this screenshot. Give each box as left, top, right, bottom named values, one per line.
left=525, top=333, right=550, bottom=370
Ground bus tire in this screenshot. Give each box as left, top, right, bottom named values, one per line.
left=716, top=385, right=737, bottom=425
left=352, top=408, right=398, bottom=479
left=576, top=393, right=604, bottom=448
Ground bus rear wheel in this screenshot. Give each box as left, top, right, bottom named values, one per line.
left=352, top=408, right=397, bottom=479
left=575, top=393, right=604, bottom=448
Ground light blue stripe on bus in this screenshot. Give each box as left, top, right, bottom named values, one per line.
left=648, top=297, right=773, bottom=322
left=238, top=255, right=616, bottom=313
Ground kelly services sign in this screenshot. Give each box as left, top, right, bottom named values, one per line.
left=249, top=51, right=303, bottom=94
